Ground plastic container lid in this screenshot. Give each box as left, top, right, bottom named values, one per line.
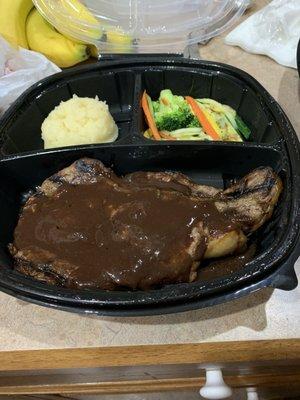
left=33, top=0, right=248, bottom=54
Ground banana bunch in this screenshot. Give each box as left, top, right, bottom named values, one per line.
left=0, top=0, right=33, bottom=49
left=0, top=0, right=133, bottom=68
left=26, top=9, right=89, bottom=68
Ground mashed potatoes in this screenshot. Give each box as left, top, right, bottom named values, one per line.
left=41, top=95, right=118, bottom=149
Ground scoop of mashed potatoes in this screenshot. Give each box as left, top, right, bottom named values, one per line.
left=41, top=95, right=118, bottom=149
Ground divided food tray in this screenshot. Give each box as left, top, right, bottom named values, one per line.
left=0, top=57, right=299, bottom=316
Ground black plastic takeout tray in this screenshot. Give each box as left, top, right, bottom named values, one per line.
left=0, top=57, right=299, bottom=316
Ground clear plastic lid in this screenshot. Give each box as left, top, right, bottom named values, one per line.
left=33, top=0, right=248, bottom=54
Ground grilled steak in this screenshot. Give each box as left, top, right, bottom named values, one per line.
left=9, top=158, right=282, bottom=290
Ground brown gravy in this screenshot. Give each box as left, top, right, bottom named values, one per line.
left=13, top=174, right=236, bottom=290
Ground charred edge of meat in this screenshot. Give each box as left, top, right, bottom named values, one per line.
left=48, top=174, right=65, bottom=185
left=76, top=158, right=98, bottom=174
left=74, top=158, right=112, bottom=177
left=47, top=158, right=111, bottom=185
left=224, top=179, right=277, bottom=199
left=15, top=259, right=68, bottom=286
left=222, top=167, right=278, bottom=199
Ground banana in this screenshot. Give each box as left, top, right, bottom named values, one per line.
left=0, top=0, right=34, bottom=48
left=106, top=29, right=133, bottom=52
left=26, top=9, right=89, bottom=68
left=61, top=0, right=99, bottom=27
left=57, top=0, right=133, bottom=53
left=89, top=45, right=100, bottom=58
left=89, top=29, right=133, bottom=58
left=58, top=0, right=102, bottom=42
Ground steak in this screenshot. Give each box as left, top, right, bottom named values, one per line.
left=9, top=158, right=282, bottom=290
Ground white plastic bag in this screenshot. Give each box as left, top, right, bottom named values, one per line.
left=0, top=36, right=60, bottom=115
left=225, top=0, right=300, bottom=69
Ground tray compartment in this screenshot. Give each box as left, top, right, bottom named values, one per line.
left=0, top=142, right=297, bottom=315
left=67, top=70, right=134, bottom=115
left=0, top=69, right=136, bottom=155
left=139, top=67, right=281, bottom=143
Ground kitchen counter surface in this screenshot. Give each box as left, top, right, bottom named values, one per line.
left=0, top=0, right=299, bottom=352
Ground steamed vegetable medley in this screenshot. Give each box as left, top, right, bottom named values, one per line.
left=142, top=89, right=251, bottom=141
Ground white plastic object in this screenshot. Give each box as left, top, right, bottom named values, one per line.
left=225, top=0, right=300, bottom=69
left=246, top=388, right=259, bottom=400
left=0, top=36, right=60, bottom=116
left=33, top=0, right=248, bottom=54
left=199, top=368, right=233, bottom=399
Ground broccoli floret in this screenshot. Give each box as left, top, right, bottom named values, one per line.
left=153, top=89, right=200, bottom=131
left=186, top=114, right=201, bottom=128
left=155, top=107, right=194, bottom=131
left=159, top=89, right=175, bottom=105
left=152, top=101, right=160, bottom=113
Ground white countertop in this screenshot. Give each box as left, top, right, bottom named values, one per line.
left=0, top=261, right=298, bottom=351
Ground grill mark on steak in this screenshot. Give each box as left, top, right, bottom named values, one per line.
left=216, top=166, right=282, bottom=233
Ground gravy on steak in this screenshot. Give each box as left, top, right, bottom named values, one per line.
left=9, top=158, right=282, bottom=291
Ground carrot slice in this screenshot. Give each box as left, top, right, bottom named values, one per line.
left=159, top=131, right=177, bottom=140
left=185, top=96, right=220, bottom=140
left=141, top=91, right=161, bottom=140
